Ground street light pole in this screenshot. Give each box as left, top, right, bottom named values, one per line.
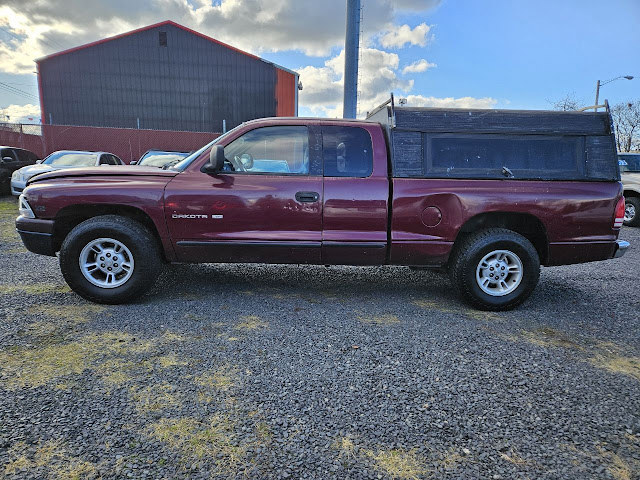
left=594, top=75, right=634, bottom=112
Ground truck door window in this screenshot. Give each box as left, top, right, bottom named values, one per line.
left=222, top=126, right=309, bottom=175
left=322, top=126, right=373, bottom=177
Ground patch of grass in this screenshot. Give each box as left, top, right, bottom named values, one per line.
left=358, top=314, right=400, bottom=325
left=0, top=284, right=72, bottom=296
left=195, top=365, right=238, bottom=391
left=156, top=353, right=189, bottom=368
left=131, top=383, right=182, bottom=412
left=28, top=304, right=106, bottom=323
left=4, top=455, right=30, bottom=475
left=0, top=331, right=157, bottom=390
left=589, top=353, right=640, bottom=381
left=148, top=415, right=247, bottom=474
left=235, top=315, right=268, bottom=331
left=598, top=447, right=634, bottom=480
left=0, top=198, right=18, bottom=214
left=367, top=448, right=427, bottom=480
left=413, top=299, right=499, bottom=321
left=333, top=436, right=357, bottom=460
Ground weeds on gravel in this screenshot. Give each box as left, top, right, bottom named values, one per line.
left=131, top=383, right=182, bottom=412
left=235, top=315, right=268, bottom=331
left=333, top=436, right=357, bottom=460
left=366, top=448, right=428, bottom=480
left=3, top=439, right=98, bottom=479
left=413, top=299, right=499, bottom=322
left=148, top=415, right=247, bottom=475
left=0, top=283, right=71, bottom=295
left=195, top=365, right=238, bottom=391
left=499, top=447, right=535, bottom=467
left=0, top=331, right=181, bottom=389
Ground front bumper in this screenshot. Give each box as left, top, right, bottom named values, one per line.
left=10, top=179, right=26, bottom=196
left=15, top=216, right=57, bottom=256
left=613, top=240, right=630, bottom=259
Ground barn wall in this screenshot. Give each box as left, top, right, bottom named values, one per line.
left=38, top=23, right=294, bottom=132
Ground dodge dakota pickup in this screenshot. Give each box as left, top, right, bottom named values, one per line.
left=15, top=99, right=629, bottom=310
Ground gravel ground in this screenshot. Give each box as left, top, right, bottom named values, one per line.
left=0, top=195, right=638, bottom=480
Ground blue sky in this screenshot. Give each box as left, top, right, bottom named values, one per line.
left=0, top=0, right=638, bottom=122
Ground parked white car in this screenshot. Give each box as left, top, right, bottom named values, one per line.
left=11, top=150, right=124, bottom=195
left=619, top=153, right=640, bottom=227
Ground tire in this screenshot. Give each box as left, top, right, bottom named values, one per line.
left=449, top=228, right=540, bottom=311
left=59, top=215, right=162, bottom=304
left=624, top=197, right=640, bottom=227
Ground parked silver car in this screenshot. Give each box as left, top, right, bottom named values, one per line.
left=11, top=150, right=124, bottom=195
left=619, top=153, right=640, bottom=227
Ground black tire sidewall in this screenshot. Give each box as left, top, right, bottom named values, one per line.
left=453, top=230, right=540, bottom=310
left=624, top=197, right=640, bottom=227
left=59, top=217, right=159, bottom=303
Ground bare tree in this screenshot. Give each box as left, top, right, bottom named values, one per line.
left=550, top=93, right=583, bottom=111
left=611, top=101, right=640, bottom=152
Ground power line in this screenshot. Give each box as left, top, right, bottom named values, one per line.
left=0, top=82, right=39, bottom=101
left=0, top=25, right=67, bottom=53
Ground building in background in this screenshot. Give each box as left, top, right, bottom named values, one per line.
left=36, top=20, right=299, bottom=132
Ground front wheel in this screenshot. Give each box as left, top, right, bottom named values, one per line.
left=624, top=197, right=640, bottom=227
left=449, top=228, right=540, bottom=311
left=59, top=215, right=161, bottom=304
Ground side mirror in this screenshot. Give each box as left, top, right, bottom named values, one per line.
left=36, top=159, right=43, bottom=164
left=201, top=145, right=225, bottom=174
left=130, top=160, right=138, bottom=165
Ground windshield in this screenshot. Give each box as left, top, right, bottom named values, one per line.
left=139, top=151, right=188, bottom=167
left=44, top=152, right=97, bottom=167
left=619, top=154, right=640, bottom=173
left=171, top=129, right=237, bottom=171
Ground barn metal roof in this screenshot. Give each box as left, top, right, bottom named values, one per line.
left=35, top=20, right=298, bottom=76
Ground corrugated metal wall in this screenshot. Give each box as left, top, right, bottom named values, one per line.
left=38, top=23, right=297, bottom=132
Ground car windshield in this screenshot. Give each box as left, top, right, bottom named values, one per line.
left=170, top=129, right=238, bottom=171
left=619, top=154, right=640, bottom=173
left=139, top=151, right=189, bottom=167
left=44, top=152, right=97, bottom=167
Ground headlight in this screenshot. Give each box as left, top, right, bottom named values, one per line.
left=18, top=194, right=35, bottom=219
left=11, top=170, right=22, bottom=181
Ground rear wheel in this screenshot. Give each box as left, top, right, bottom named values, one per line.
left=449, top=228, right=540, bottom=311
left=624, top=197, right=640, bottom=227
left=59, top=215, right=161, bottom=304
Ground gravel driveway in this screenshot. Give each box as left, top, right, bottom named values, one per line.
left=0, top=195, right=638, bottom=479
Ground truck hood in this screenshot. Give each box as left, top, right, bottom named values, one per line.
left=27, top=165, right=179, bottom=184
left=622, top=172, right=640, bottom=188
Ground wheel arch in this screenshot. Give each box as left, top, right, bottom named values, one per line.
left=52, top=204, right=166, bottom=259
left=623, top=188, right=640, bottom=198
left=454, top=211, right=549, bottom=265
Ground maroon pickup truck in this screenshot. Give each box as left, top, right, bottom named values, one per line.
left=15, top=99, right=628, bottom=310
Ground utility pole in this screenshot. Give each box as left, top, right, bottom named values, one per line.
left=343, top=0, right=361, bottom=119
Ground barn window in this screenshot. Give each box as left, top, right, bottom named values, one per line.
left=159, top=31, right=167, bottom=46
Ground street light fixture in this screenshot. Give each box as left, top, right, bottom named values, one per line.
left=595, top=75, right=634, bottom=111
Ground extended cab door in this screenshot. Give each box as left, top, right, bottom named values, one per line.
left=321, top=125, right=389, bottom=265
left=164, top=125, right=324, bottom=264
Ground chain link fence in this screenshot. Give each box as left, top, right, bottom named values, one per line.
left=0, top=122, right=220, bottom=163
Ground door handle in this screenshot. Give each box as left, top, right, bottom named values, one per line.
left=295, top=191, right=319, bottom=203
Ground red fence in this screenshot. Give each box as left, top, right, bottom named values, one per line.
left=0, top=123, right=220, bottom=163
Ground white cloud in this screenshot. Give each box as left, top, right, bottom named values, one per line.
left=299, top=47, right=414, bottom=117
left=405, top=95, right=498, bottom=109
left=0, top=0, right=442, bottom=74
left=402, top=59, right=436, bottom=74
left=379, top=23, right=432, bottom=49
left=0, top=103, right=41, bottom=123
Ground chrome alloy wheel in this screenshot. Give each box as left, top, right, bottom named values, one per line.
left=625, top=202, right=636, bottom=223
left=79, top=238, right=134, bottom=288
left=475, top=249, right=523, bottom=297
